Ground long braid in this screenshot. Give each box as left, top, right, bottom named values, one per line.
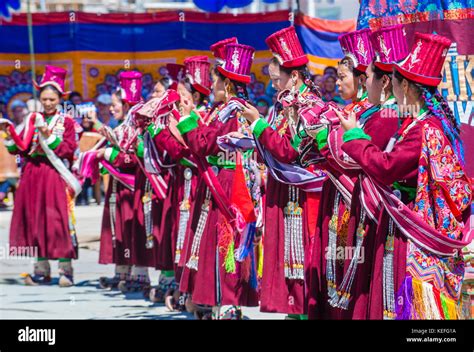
left=301, top=68, right=321, bottom=97
left=234, top=81, right=250, bottom=101
left=420, top=86, right=465, bottom=165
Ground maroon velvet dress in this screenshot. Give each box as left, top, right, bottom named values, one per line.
left=8, top=113, right=78, bottom=259
left=99, top=150, right=136, bottom=266
left=254, top=112, right=311, bottom=315
left=178, top=102, right=259, bottom=307
left=151, top=126, right=199, bottom=280
left=307, top=104, right=399, bottom=319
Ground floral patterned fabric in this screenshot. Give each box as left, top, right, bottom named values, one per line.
left=408, top=121, right=472, bottom=300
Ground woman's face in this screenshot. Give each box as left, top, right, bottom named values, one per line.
left=268, top=62, right=282, bottom=92
left=314, top=74, right=323, bottom=87
left=392, top=74, right=406, bottom=108
left=39, top=88, right=60, bottom=115
left=336, top=63, right=358, bottom=101
left=178, top=82, right=193, bottom=104
left=151, top=81, right=166, bottom=99
left=110, top=93, right=124, bottom=120
left=279, top=69, right=294, bottom=91
left=211, top=71, right=225, bottom=102
left=366, top=64, right=384, bottom=105
left=323, top=76, right=336, bottom=93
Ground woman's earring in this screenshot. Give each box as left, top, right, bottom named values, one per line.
left=380, top=89, right=386, bottom=104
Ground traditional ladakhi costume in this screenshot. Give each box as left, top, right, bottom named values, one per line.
left=96, top=71, right=149, bottom=292
left=177, top=43, right=261, bottom=320
left=5, top=65, right=81, bottom=287
left=249, top=26, right=325, bottom=317
left=152, top=56, right=213, bottom=308
left=307, top=28, right=400, bottom=319
left=341, top=33, right=472, bottom=320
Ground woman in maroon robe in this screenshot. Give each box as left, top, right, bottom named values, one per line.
left=308, top=26, right=408, bottom=319
left=149, top=57, right=213, bottom=310
left=1, top=65, right=79, bottom=287
left=306, top=28, right=399, bottom=319
left=238, top=27, right=324, bottom=319
left=338, top=33, right=471, bottom=320
left=177, top=43, right=260, bottom=320
left=96, top=71, right=143, bottom=290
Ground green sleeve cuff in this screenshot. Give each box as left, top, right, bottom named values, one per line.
left=176, top=116, right=199, bottom=135
left=105, top=146, right=120, bottom=163
left=190, top=110, right=200, bottom=121
left=6, top=144, right=18, bottom=153
left=342, top=128, right=371, bottom=143
left=147, top=124, right=163, bottom=139
left=136, top=140, right=144, bottom=158
left=252, top=118, right=270, bottom=139
left=47, top=135, right=61, bottom=150
left=316, top=128, right=329, bottom=149
left=93, top=120, right=103, bottom=130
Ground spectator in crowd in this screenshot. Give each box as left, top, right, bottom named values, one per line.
left=9, top=100, right=27, bottom=130
left=95, top=93, right=117, bottom=128
left=69, top=91, right=83, bottom=106
left=320, top=73, right=345, bottom=106
left=255, top=95, right=272, bottom=119
left=313, top=74, right=323, bottom=88
left=323, top=65, right=338, bottom=77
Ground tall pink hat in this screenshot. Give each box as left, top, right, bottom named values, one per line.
left=217, top=43, right=255, bottom=84
left=338, top=28, right=374, bottom=72
left=165, top=63, right=185, bottom=90
left=265, top=26, right=308, bottom=68
left=370, top=25, right=409, bottom=73
left=210, top=37, right=238, bottom=65
left=119, top=71, right=143, bottom=105
left=394, top=32, right=452, bottom=87
left=33, top=65, right=70, bottom=95
left=184, top=56, right=211, bottom=96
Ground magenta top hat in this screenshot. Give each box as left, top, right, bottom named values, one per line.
left=210, top=37, right=238, bottom=64
left=119, top=71, right=142, bottom=105
left=217, top=43, right=255, bottom=84
left=33, top=65, right=70, bottom=95
left=165, top=63, right=185, bottom=90
left=265, top=26, right=308, bottom=68
left=184, top=56, right=211, bottom=96
left=338, top=28, right=374, bottom=72
left=394, top=32, right=451, bottom=87
left=370, top=25, right=409, bottom=73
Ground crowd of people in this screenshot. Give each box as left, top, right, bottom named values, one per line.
left=0, top=24, right=473, bottom=320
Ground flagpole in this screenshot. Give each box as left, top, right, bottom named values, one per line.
left=27, top=0, right=37, bottom=103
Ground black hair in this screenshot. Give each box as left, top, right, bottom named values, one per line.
left=371, top=61, right=391, bottom=81
left=39, top=84, right=62, bottom=99
left=339, top=57, right=366, bottom=78
left=214, top=68, right=250, bottom=101
left=279, top=64, right=321, bottom=97
left=269, top=57, right=280, bottom=66
left=68, top=91, right=82, bottom=101
left=182, top=76, right=209, bottom=106
left=393, top=69, right=464, bottom=165
left=159, top=77, right=172, bottom=90
left=112, top=87, right=122, bottom=100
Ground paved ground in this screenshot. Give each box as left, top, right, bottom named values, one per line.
left=0, top=205, right=285, bottom=320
